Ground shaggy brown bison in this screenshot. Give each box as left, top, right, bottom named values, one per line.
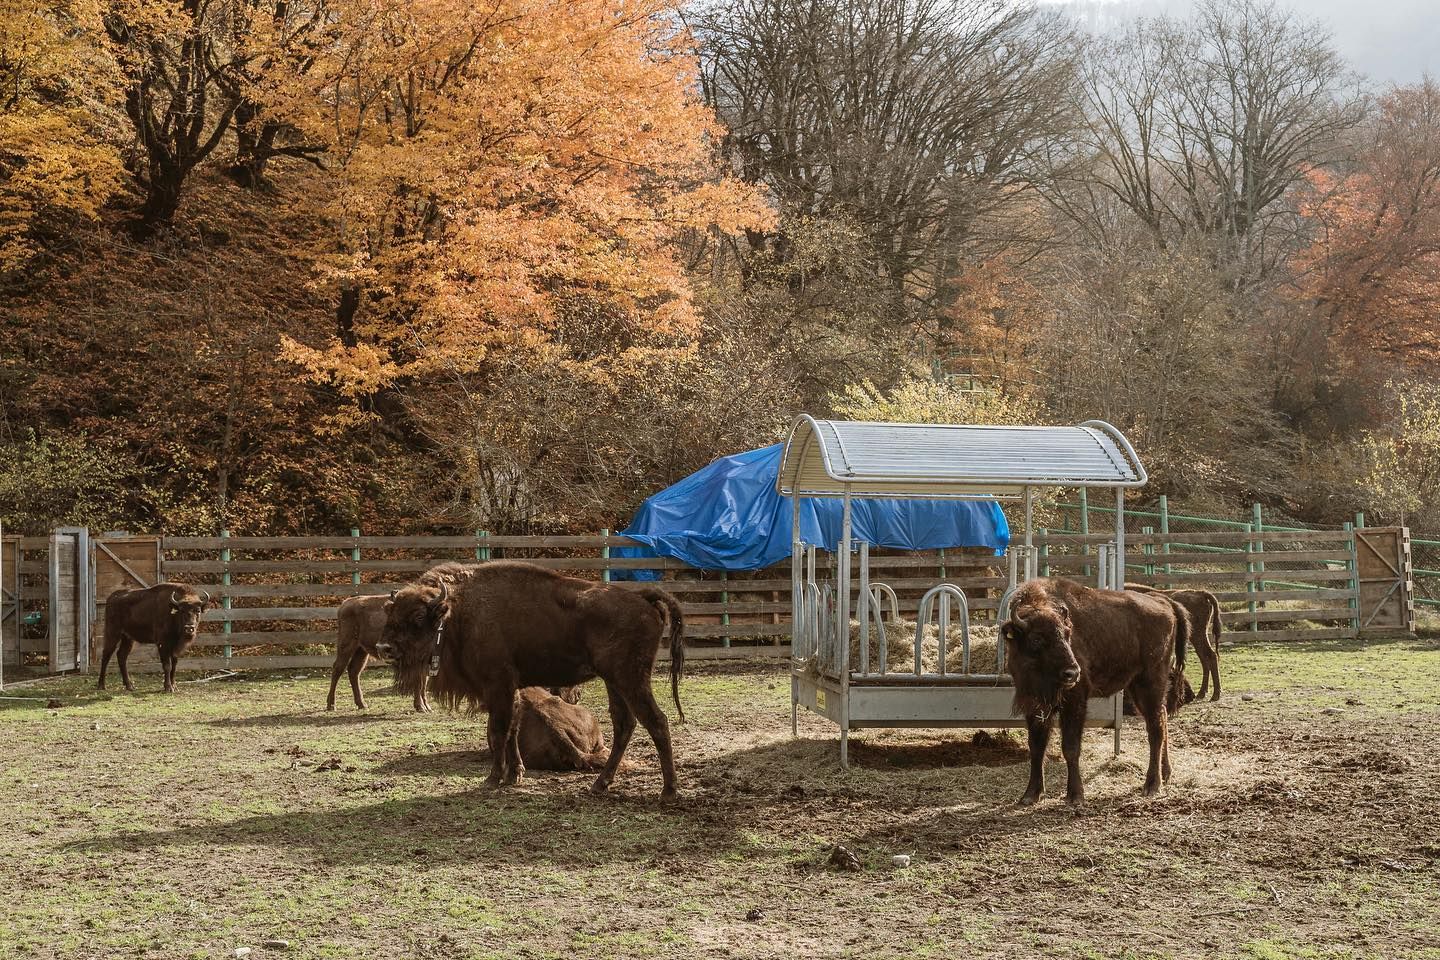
left=1127, top=583, right=1223, bottom=700
left=1002, top=577, right=1188, bottom=805
left=99, top=583, right=211, bottom=693
left=327, top=594, right=429, bottom=712
left=376, top=561, right=685, bottom=798
left=514, top=687, right=609, bottom=771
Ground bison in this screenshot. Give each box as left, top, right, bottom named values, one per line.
left=376, top=561, right=686, bottom=799
left=326, top=594, right=430, bottom=712
left=99, top=583, right=211, bottom=693
left=514, top=686, right=610, bottom=771
left=1002, top=577, right=1188, bottom=805
left=1126, top=584, right=1223, bottom=700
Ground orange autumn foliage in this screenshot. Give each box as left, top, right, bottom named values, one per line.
left=1296, top=81, right=1440, bottom=372
left=274, top=0, right=772, bottom=409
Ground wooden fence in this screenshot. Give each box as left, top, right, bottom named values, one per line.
left=0, top=525, right=1416, bottom=677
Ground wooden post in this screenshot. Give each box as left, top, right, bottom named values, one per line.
left=1345, top=521, right=1360, bottom=635
left=720, top=569, right=730, bottom=648
left=221, top=529, right=232, bottom=665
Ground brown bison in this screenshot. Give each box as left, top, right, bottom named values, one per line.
left=376, top=561, right=686, bottom=799
left=326, top=594, right=429, bottom=712
left=1126, top=583, right=1223, bottom=700
left=514, top=687, right=610, bottom=771
left=1002, top=577, right=1188, bottom=805
left=99, top=583, right=211, bottom=693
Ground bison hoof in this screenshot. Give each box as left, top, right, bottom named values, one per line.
left=589, top=778, right=611, bottom=796
left=1065, top=793, right=1085, bottom=808
left=660, top=787, right=679, bottom=803
left=1017, top=792, right=1041, bottom=807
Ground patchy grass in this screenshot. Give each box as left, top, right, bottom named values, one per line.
left=1, top=638, right=1438, bottom=959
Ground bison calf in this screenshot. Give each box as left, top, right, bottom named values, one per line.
left=1002, top=577, right=1188, bottom=805
left=1126, top=584, right=1223, bottom=700
left=514, top=687, right=609, bottom=771
left=327, top=594, right=429, bottom=712
left=99, top=583, right=211, bottom=693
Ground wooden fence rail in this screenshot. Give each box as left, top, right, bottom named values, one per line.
left=0, top=525, right=1417, bottom=677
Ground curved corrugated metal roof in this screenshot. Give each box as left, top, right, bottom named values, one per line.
left=777, top=416, right=1146, bottom=500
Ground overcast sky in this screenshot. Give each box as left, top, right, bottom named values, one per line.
left=1048, top=0, right=1440, bottom=86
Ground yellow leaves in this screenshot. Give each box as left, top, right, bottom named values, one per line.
left=279, top=336, right=403, bottom=399
left=0, top=0, right=122, bottom=272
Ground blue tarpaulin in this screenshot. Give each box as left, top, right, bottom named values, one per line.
left=612, top=444, right=1010, bottom=581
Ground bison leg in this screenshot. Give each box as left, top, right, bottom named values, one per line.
left=626, top=685, right=678, bottom=800
left=1019, top=713, right=1053, bottom=806
left=162, top=649, right=177, bottom=693
left=483, top=684, right=519, bottom=788
left=348, top=649, right=370, bottom=710
left=98, top=631, right=124, bottom=690
left=326, top=647, right=350, bottom=711
left=1060, top=700, right=1088, bottom=806
left=1191, top=632, right=1219, bottom=702
left=116, top=637, right=137, bottom=692
left=1131, top=680, right=1168, bottom=795
left=591, top=684, right=637, bottom=796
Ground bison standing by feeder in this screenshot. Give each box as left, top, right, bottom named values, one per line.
left=1127, top=583, right=1223, bottom=700
left=99, top=583, right=211, bottom=693
left=1002, top=577, right=1188, bottom=805
left=376, top=561, right=686, bottom=799
left=327, top=594, right=431, bottom=712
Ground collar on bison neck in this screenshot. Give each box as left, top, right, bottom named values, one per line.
left=428, top=618, right=446, bottom=678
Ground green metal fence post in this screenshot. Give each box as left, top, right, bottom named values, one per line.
left=477, top=530, right=490, bottom=562
left=938, top=548, right=946, bottom=580
left=350, top=527, right=361, bottom=588
left=1159, top=494, right=1171, bottom=579
left=1142, top=525, right=1155, bottom=579
left=1345, top=521, right=1360, bottom=634
left=1252, top=503, right=1266, bottom=595
left=1246, top=521, right=1258, bottom=633
left=1355, top=512, right=1365, bottom=529
left=221, top=528, right=232, bottom=665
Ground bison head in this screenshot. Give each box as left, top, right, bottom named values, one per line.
left=168, top=589, right=209, bottom=643
left=1001, top=602, right=1082, bottom=717
left=376, top=579, right=451, bottom=689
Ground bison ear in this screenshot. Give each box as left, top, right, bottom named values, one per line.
left=1057, top=604, right=1072, bottom=625
left=1000, top=622, right=1017, bottom=644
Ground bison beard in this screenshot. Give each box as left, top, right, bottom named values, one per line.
left=1003, top=577, right=1188, bottom=806
left=379, top=561, right=685, bottom=799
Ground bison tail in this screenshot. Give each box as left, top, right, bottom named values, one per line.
left=641, top=588, right=686, bottom=723
left=1168, top=598, right=1189, bottom=671
left=1207, top=594, right=1223, bottom=659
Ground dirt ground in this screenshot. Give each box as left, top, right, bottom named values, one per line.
left=2, top=638, right=1438, bottom=960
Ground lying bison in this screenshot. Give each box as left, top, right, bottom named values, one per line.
left=1002, top=577, right=1188, bottom=805
left=1126, top=584, right=1223, bottom=700
left=327, top=594, right=430, bottom=712
left=99, top=583, right=211, bottom=693
left=376, top=561, right=685, bottom=798
left=515, top=687, right=609, bottom=771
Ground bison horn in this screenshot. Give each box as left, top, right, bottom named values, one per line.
left=171, top=590, right=181, bottom=605
left=389, top=589, right=398, bottom=600
left=429, top=579, right=450, bottom=610
left=199, top=590, right=211, bottom=604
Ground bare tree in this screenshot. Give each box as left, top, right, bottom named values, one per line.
left=694, top=0, right=1082, bottom=319
left=1048, top=0, right=1366, bottom=285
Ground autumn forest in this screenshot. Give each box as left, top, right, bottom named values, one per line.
left=4, top=0, right=1439, bottom=537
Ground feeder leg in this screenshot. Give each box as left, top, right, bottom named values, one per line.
left=790, top=676, right=798, bottom=737
left=1113, top=696, right=1122, bottom=757
left=839, top=726, right=849, bottom=770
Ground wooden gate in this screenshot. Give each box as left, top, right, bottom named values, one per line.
left=92, top=535, right=162, bottom=668
left=48, top=528, right=90, bottom=673
left=1354, top=526, right=1414, bottom=636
